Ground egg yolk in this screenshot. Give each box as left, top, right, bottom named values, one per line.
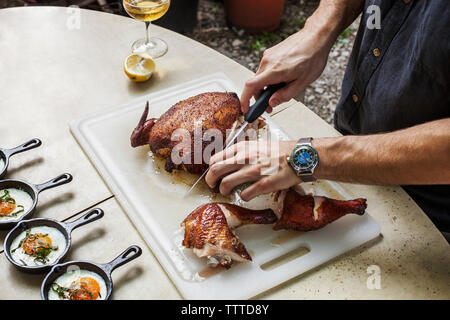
left=0, top=201, right=15, bottom=215
left=22, top=234, right=52, bottom=256
left=69, top=277, right=101, bottom=300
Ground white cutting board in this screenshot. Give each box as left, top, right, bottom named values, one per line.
left=70, top=73, right=380, bottom=299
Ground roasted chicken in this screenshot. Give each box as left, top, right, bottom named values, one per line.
left=181, top=189, right=367, bottom=268
left=273, top=188, right=367, bottom=231
left=181, top=203, right=277, bottom=268
left=130, top=92, right=243, bottom=174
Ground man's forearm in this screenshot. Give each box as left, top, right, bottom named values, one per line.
left=312, top=118, right=450, bottom=185
left=303, top=0, right=364, bottom=49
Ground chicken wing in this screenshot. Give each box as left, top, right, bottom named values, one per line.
left=181, top=203, right=277, bottom=268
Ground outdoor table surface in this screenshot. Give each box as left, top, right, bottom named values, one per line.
left=0, top=7, right=448, bottom=300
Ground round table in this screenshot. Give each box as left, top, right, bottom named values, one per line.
left=0, top=6, right=448, bottom=300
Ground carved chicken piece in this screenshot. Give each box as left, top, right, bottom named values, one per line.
left=273, top=188, right=367, bottom=231
left=130, top=92, right=242, bottom=174
left=181, top=203, right=277, bottom=268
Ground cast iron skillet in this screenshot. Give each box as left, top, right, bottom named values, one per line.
left=0, top=173, right=73, bottom=229
left=3, top=208, right=104, bottom=274
left=41, top=245, right=142, bottom=300
left=0, top=139, right=42, bottom=179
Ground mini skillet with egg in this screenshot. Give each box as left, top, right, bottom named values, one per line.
left=41, top=245, right=142, bottom=300
left=0, top=139, right=42, bottom=179
left=4, top=208, right=104, bottom=273
left=0, top=173, right=73, bottom=229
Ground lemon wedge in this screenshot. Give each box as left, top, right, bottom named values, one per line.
left=124, top=52, right=155, bottom=82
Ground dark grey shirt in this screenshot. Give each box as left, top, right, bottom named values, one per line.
left=335, top=0, right=450, bottom=232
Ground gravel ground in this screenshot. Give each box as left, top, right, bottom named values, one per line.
left=188, top=0, right=359, bottom=124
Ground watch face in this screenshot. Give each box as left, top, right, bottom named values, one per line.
left=291, top=145, right=318, bottom=171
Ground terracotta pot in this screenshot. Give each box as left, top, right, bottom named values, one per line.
left=224, top=0, right=286, bottom=33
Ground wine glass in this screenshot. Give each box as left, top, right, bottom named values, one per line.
left=123, top=0, right=171, bottom=58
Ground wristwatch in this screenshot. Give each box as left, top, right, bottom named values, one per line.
left=286, top=137, right=319, bottom=182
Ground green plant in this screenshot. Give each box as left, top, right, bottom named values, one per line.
left=295, top=17, right=306, bottom=29
left=252, top=40, right=263, bottom=52
left=251, top=32, right=284, bottom=52
left=339, top=28, right=351, bottom=40
left=337, top=28, right=352, bottom=46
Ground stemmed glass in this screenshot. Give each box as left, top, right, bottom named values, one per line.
left=123, top=0, right=171, bottom=58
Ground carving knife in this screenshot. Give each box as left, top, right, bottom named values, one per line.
left=184, top=83, right=286, bottom=197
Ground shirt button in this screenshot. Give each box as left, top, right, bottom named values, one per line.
left=373, top=48, right=381, bottom=57
left=352, top=94, right=359, bottom=103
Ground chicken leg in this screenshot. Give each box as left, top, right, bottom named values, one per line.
left=273, top=188, right=367, bottom=231
left=130, top=102, right=157, bottom=148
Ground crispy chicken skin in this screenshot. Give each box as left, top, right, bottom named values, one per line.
left=181, top=192, right=366, bottom=268
left=130, top=92, right=242, bottom=174
left=181, top=203, right=277, bottom=268
left=273, top=188, right=367, bottom=231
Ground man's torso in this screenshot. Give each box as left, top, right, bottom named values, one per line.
left=334, top=0, right=450, bottom=232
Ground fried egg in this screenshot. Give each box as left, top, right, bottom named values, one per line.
left=10, top=226, right=67, bottom=266
left=0, top=188, right=33, bottom=221
left=48, top=269, right=107, bottom=300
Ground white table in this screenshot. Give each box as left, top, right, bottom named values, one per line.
left=0, top=6, right=448, bottom=300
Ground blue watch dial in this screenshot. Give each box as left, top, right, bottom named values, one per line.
left=291, top=146, right=318, bottom=171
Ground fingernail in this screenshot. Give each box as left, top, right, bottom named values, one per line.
left=271, top=99, right=280, bottom=107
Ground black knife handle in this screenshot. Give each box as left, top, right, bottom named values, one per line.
left=244, top=83, right=286, bottom=123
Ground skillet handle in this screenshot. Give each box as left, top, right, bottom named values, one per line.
left=64, top=208, right=104, bottom=232
left=34, top=173, right=73, bottom=193
left=3, top=138, right=42, bottom=157
left=103, top=245, right=142, bottom=275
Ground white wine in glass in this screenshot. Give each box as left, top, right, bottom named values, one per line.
left=123, top=0, right=170, bottom=58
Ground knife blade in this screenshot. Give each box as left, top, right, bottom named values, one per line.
left=184, top=83, right=286, bottom=197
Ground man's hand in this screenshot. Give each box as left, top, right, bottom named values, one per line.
left=240, top=0, right=364, bottom=113
left=241, top=30, right=331, bottom=114
left=205, top=118, right=450, bottom=202
left=205, top=140, right=301, bottom=201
